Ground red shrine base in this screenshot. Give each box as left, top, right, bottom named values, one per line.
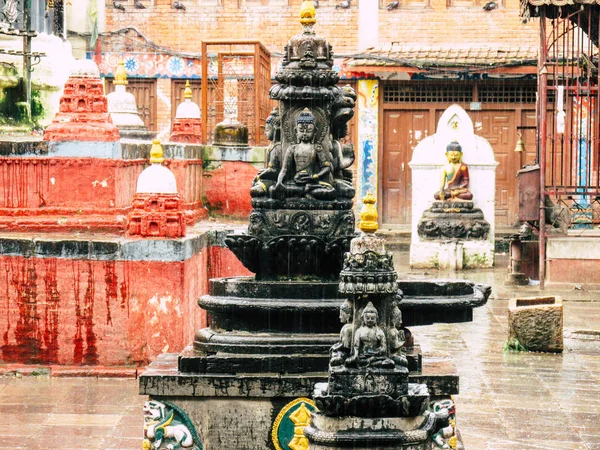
left=0, top=157, right=207, bottom=233
left=128, top=193, right=186, bottom=238
left=170, top=118, right=202, bottom=144
left=0, top=233, right=251, bottom=367
left=43, top=117, right=120, bottom=142
left=43, top=76, right=120, bottom=142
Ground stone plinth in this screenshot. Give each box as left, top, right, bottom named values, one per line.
left=305, top=408, right=438, bottom=450
left=127, top=193, right=186, bottom=238
left=170, top=118, right=202, bottom=144
left=508, top=296, right=564, bottom=352
left=0, top=231, right=249, bottom=367
left=140, top=353, right=460, bottom=450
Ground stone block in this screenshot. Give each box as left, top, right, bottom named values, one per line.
left=508, top=296, right=563, bottom=352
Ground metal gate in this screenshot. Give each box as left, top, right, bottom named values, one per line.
left=201, top=40, right=271, bottom=146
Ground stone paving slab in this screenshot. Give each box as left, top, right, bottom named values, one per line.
left=0, top=252, right=598, bottom=449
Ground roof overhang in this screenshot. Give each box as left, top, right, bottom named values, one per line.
left=343, top=44, right=538, bottom=79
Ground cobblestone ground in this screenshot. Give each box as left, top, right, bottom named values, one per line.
left=1, top=254, right=598, bottom=449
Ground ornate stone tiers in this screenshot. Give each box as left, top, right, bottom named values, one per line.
left=418, top=200, right=490, bottom=241
left=179, top=277, right=342, bottom=374
left=307, top=196, right=449, bottom=450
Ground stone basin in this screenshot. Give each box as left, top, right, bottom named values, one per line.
left=398, top=279, right=491, bottom=326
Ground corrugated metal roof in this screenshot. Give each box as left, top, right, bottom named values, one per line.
left=525, top=0, right=600, bottom=6
left=345, top=44, right=538, bottom=69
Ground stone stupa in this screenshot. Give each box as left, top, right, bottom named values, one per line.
left=107, top=59, right=154, bottom=141
left=170, top=80, right=202, bottom=144
left=127, top=139, right=186, bottom=238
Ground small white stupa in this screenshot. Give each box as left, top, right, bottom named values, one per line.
left=136, top=140, right=177, bottom=194
left=127, top=140, right=186, bottom=238
left=107, top=59, right=154, bottom=141
left=170, top=80, right=202, bottom=143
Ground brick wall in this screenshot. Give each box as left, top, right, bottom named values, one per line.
left=105, top=0, right=538, bottom=56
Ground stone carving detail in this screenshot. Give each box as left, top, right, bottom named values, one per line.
left=225, top=0, right=357, bottom=280
left=143, top=400, right=202, bottom=450
left=307, top=194, right=451, bottom=448
left=251, top=108, right=283, bottom=198
left=417, top=201, right=490, bottom=241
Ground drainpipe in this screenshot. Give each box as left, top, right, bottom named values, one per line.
left=358, top=0, right=378, bottom=52
left=538, top=10, right=547, bottom=289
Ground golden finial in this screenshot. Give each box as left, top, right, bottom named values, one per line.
left=114, top=58, right=128, bottom=86
left=150, top=139, right=164, bottom=164
left=300, top=0, right=316, bottom=26
left=184, top=80, right=192, bottom=99
left=359, top=193, right=378, bottom=233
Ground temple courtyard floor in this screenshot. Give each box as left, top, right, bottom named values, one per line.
left=0, top=253, right=599, bottom=449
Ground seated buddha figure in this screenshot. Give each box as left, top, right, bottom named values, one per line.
left=434, top=141, right=473, bottom=201
left=345, top=302, right=394, bottom=369
left=273, top=108, right=336, bottom=201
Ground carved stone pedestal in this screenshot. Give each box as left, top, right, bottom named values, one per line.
left=179, top=277, right=343, bottom=374
left=306, top=407, right=439, bottom=450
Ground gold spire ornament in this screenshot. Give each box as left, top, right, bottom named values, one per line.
left=114, top=58, right=128, bottom=86
left=150, top=139, right=164, bottom=164
left=184, top=80, right=192, bottom=99
left=300, top=0, right=316, bottom=26
left=359, top=193, right=378, bottom=233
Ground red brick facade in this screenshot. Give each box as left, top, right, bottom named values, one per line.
left=102, top=0, right=540, bottom=135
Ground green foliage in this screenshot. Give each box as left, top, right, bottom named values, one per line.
left=31, top=90, right=44, bottom=119
left=503, top=338, right=527, bottom=352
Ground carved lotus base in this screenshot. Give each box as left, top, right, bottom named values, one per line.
left=309, top=382, right=445, bottom=449
left=327, top=365, right=409, bottom=396
left=417, top=202, right=490, bottom=240
left=226, top=205, right=355, bottom=279
left=305, top=406, right=442, bottom=450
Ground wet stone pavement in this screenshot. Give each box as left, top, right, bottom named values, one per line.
left=0, top=254, right=599, bottom=449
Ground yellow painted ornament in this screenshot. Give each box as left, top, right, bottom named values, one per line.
left=359, top=193, right=378, bottom=233
left=114, top=58, right=128, bottom=86
left=184, top=80, right=193, bottom=99
left=300, top=0, right=316, bottom=25
left=150, top=139, right=164, bottom=164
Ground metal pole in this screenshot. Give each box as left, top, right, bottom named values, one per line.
left=538, top=10, right=547, bottom=289
left=23, top=0, right=32, bottom=121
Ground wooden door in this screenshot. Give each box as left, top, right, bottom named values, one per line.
left=470, top=110, right=518, bottom=226
left=382, top=110, right=430, bottom=224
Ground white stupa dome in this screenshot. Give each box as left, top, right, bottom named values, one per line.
left=175, top=99, right=201, bottom=119
left=69, top=59, right=100, bottom=78
left=135, top=140, right=178, bottom=194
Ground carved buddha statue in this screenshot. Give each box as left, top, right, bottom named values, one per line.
left=330, top=299, right=353, bottom=366
left=388, top=303, right=408, bottom=367
left=346, top=302, right=394, bottom=369
left=250, top=108, right=283, bottom=198
left=274, top=108, right=336, bottom=200
left=434, top=141, right=473, bottom=201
